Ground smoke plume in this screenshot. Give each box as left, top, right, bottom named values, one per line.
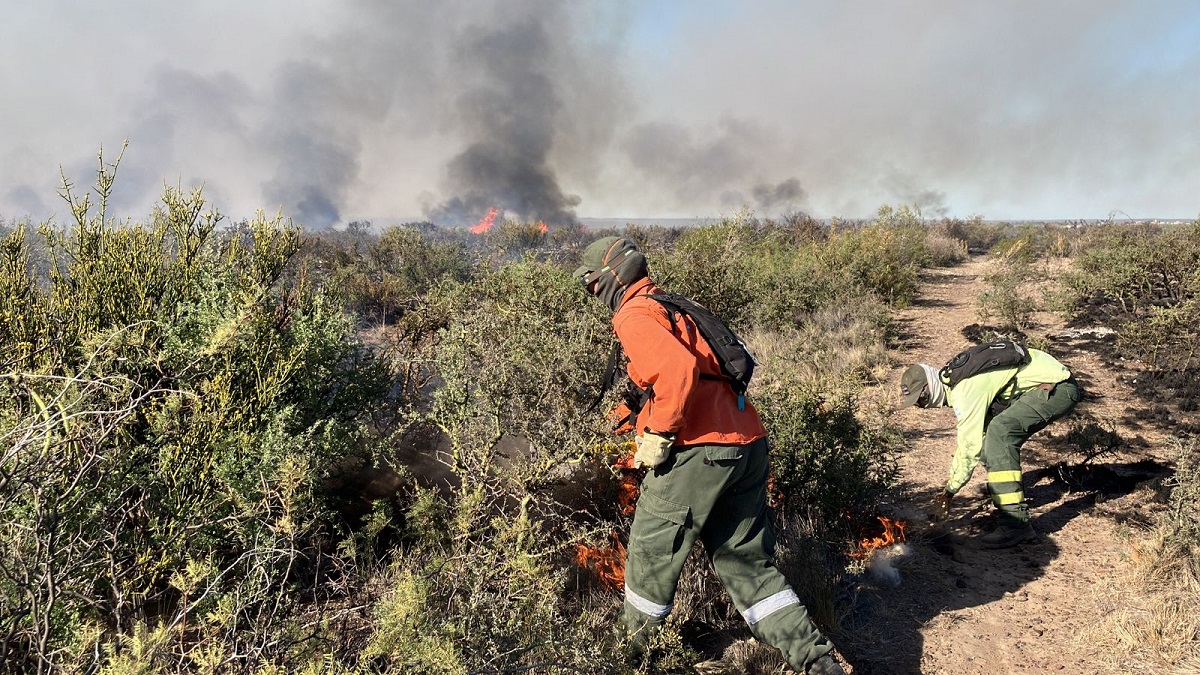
left=2, top=2, right=1197, bottom=225
left=426, top=13, right=584, bottom=226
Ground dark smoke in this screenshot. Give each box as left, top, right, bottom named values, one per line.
left=751, top=178, right=806, bottom=214
left=426, top=13, right=583, bottom=226
left=257, top=61, right=363, bottom=228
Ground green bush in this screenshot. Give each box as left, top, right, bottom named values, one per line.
left=0, top=161, right=395, bottom=671
left=304, top=224, right=473, bottom=326
left=1060, top=220, right=1200, bottom=367
left=756, top=384, right=901, bottom=524
left=977, top=242, right=1040, bottom=330
left=360, top=259, right=635, bottom=672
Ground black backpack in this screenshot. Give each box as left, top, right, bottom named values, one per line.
left=939, top=341, right=1030, bottom=386
left=939, top=341, right=1031, bottom=414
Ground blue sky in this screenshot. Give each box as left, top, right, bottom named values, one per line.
left=2, top=1, right=1198, bottom=226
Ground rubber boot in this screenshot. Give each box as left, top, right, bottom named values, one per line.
left=977, top=520, right=1037, bottom=548
left=808, top=654, right=847, bottom=675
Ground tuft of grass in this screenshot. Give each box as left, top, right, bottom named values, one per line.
left=1087, top=438, right=1200, bottom=668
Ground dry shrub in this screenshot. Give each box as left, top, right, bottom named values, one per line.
left=923, top=227, right=969, bottom=267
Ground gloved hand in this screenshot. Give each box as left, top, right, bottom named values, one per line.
left=634, top=430, right=674, bottom=469
left=931, top=490, right=953, bottom=521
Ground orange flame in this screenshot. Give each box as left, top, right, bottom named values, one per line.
left=573, top=443, right=641, bottom=591
left=611, top=443, right=641, bottom=514
left=537, top=220, right=548, bottom=234
left=575, top=534, right=627, bottom=591
left=470, top=207, right=499, bottom=234
left=617, top=473, right=639, bottom=515
left=852, top=515, right=907, bottom=559
left=766, top=474, right=783, bottom=509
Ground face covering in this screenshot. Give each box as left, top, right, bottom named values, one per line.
left=919, top=363, right=947, bottom=407
left=581, top=241, right=647, bottom=312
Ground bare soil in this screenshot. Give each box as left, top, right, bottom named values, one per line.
left=841, top=256, right=1190, bottom=674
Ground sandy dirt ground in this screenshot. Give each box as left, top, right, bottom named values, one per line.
left=839, top=256, right=1193, bottom=675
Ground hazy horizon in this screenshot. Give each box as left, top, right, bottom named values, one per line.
left=3, top=1, right=1199, bottom=227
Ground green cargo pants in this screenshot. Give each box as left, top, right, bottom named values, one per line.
left=622, top=437, right=833, bottom=671
left=982, top=378, right=1082, bottom=525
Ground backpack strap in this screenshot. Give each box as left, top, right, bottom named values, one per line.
left=648, top=293, right=746, bottom=409
left=586, top=341, right=625, bottom=413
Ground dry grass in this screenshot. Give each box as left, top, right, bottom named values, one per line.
left=1085, top=531, right=1200, bottom=668
left=746, top=306, right=890, bottom=393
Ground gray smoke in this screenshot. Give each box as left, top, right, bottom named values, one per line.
left=751, top=178, right=807, bottom=214
left=4, top=3, right=1197, bottom=224
left=882, top=172, right=950, bottom=219
left=623, top=118, right=807, bottom=217
left=258, top=61, right=362, bottom=228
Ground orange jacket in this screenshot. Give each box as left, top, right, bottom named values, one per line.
left=613, top=277, right=767, bottom=447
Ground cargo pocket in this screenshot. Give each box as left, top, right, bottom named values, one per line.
left=631, top=491, right=691, bottom=559
left=705, top=446, right=744, bottom=464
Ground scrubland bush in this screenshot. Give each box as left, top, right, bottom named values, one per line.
left=622, top=222, right=683, bottom=256
left=1060, top=220, right=1200, bottom=368
left=652, top=207, right=941, bottom=333
left=922, top=226, right=970, bottom=267
left=937, top=214, right=1006, bottom=254
left=314, top=224, right=473, bottom=326
left=757, top=384, right=902, bottom=523
left=0, top=162, right=395, bottom=670
left=359, top=260, right=633, bottom=672
left=977, top=238, right=1041, bottom=330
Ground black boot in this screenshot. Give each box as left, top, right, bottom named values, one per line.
left=977, top=521, right=1037, bottom=549
left=808, top=654, right=846, bottom=675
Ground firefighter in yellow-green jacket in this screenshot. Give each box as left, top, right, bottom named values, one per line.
left=900, top=347, right=1081, bottom=548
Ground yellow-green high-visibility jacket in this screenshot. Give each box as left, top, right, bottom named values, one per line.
left=944, top=348, right=1072, bottom=494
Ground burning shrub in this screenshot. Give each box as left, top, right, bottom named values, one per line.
left=356, top=259, right=642, bottom=671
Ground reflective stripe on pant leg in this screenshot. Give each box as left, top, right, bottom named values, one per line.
left=987, top=469, right=1024, bottom=507
left=743, top=589, right=800, bottom=625
left=625, top=584, right=672, bottom=620
left=981, top=409, right=1030, bottom=523
left=621, top=445, right=715, bottom=641
left=622, top=492, right=690, bottom=637
left=698, top=438, right=833, bottom=671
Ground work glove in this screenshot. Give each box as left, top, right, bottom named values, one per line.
left=931, top=490, right=953, bottom=521
left=633, top=430, right=674, bottom=469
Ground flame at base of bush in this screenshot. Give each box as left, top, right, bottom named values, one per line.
left=575, top=534, right=627, bottom=591
left=574, top=443, right=642, bottom=592
left=852, top=515, right=907, bottom=559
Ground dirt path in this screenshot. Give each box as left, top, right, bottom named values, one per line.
left=843, top=256, right=1177, bottom=674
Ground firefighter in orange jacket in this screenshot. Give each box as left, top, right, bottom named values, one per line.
left=575, top=236, right=843, bottom=675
